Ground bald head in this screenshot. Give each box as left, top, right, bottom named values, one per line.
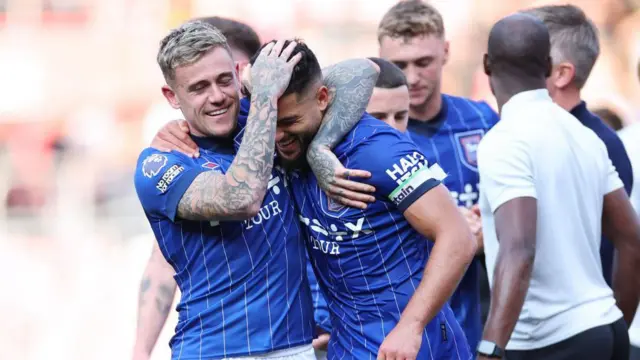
left=484, top=13, right=551, bottom=79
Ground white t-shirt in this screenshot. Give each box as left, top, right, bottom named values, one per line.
left=478, top=89, right=623, bottom=350
left=618, top=122, right=640, bottom=347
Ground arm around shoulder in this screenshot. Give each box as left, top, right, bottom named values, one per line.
left=176, top=92, right=282, bottom=222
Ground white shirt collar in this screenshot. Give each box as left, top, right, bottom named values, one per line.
left=502, top=89, right=552, bottom=117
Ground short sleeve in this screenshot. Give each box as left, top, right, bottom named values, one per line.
left=604, top=157, right=624, bottom=195
left=134, top=149, right=204, bottom=221
left=477, top=134, right=536, bottom=213
left=346, top=128, right=445, bottom=212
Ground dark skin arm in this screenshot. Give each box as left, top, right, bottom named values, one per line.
left=603, top=188, right=640, bottom=325
left=480, top=197, right=537, bottom=352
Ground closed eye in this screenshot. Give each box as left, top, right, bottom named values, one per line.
left=395, top=111, right=408, bottom=120
left=188, top=81, right=209, bottom=93
left=278, top=116, right=299, bottom=126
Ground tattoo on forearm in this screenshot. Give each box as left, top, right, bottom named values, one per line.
left=177, top=94, right=278, bottom=221
left=307, top=59, right=378, bottom=183
left=155, top=283, right=175, bottom=315
left=139, top=277, right=151, bottom=307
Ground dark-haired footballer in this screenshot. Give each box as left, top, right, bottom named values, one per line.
left=241, top=39, right=476, bottom=359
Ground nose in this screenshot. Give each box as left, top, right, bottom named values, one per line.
left=404, top=65, right=420, bottom=86
left=275, top=127, right=286, bottom=143
left=208, top=85, right=226, bottom=105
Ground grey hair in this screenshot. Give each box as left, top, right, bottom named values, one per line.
left=157, top=20, right=230, bottom=83
left=521, top=5, right=600, bottom=89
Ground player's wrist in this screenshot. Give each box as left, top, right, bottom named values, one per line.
left=397, top=314, right=426, bottom=335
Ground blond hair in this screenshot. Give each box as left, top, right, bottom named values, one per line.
left=157, top=20, right=230, bottom=83
left=377, top=0, right=445, bottom=43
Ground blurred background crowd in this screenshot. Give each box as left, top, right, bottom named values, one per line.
left=1, top=0, right=639, bottom=359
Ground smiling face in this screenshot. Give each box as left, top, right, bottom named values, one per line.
left=274, top=83, right=329, bottom=169
left=162, top=46, right=240, bottom=138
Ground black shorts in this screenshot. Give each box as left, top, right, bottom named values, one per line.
left=506, top=318, right=629, bottom=360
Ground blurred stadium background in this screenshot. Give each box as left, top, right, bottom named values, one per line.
left=0, top=0, right=639, bottom=359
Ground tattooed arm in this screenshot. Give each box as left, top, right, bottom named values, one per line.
left=176, top=40, right=302, bottom=221
left=306, top=59, right=380, bottom=208
left=132, top=242, right=177, bottom=360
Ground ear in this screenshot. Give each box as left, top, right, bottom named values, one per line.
left=483, top=54, right=491, bottom=76
left=552, top=62, right=575, bottom=88
left=235, top=61, right=243, bottom=78
left=161, top=85, right=180, bottom=109
left=240, top=63, right=253, bottom=94
left=443, top=40, right=450, bottom=65
left=317, top=85, right=330, bottom=111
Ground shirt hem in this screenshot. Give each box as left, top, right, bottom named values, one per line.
left=506, top=301, right=622, bottom=350
left=172, top=340, right=313, bottom=360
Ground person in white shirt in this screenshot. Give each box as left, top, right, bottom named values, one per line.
left=476, top=13, right=640, bottom=360
left=619, top=121, right=640, bottom=360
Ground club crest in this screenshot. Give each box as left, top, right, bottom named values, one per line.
left=318, top=188, right=349, bottom=218
left=454, top=129, right=484, bottom=171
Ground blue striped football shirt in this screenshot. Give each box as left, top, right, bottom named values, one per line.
left=134, top=103, right=314, bottom=359
left=289, top=115, right=472, bottom=359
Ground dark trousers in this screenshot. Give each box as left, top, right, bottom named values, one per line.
left=477, top=253, right=491, bottom=324
left=630, top=345, right=640, bottom=360
left=505, top=318, right=629, bottom=360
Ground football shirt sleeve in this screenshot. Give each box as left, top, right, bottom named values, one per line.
left=477, top=134, right=536, bottom=213
left=347, top=128, right=446, bottom=212
left=134, top=149, right=205, bottom=221
left=604, top=156, right=624, bottom=195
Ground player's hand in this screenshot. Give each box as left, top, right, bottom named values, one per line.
left=312, top=333, right=330, bottom=351
left=460, top=205, right=483, bottom=254
left=250, top=40, right=302, bottom=98
left=308, top=145, right=376, bottom=210
left=150, top=120, right=199, bottom=158
left=471, top=204, right=484, bottom=253
left=377, top=320, right=422, bottom=360
left=476, top=356, right=491, bottom=360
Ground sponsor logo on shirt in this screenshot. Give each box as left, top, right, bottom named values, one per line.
left=142, top=153, right=168, bottom=178
left=299, top=215, right=372, bottom=256
left=241, top=199, right=282, bottom=230
left=384, top=151, right=447, bottom=206
left=156, top=164, right=184, bottom=193
left=238, top=172, right=285, bottom=230
left=389, top=164, right=442, bottom=206
left=450, top=183, right=479, bottom=208
left=210, top=172, right=286, bottom=229
left=385, top=152, right=428, bottom=186
left=388, top=164, right=446, bottom=206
